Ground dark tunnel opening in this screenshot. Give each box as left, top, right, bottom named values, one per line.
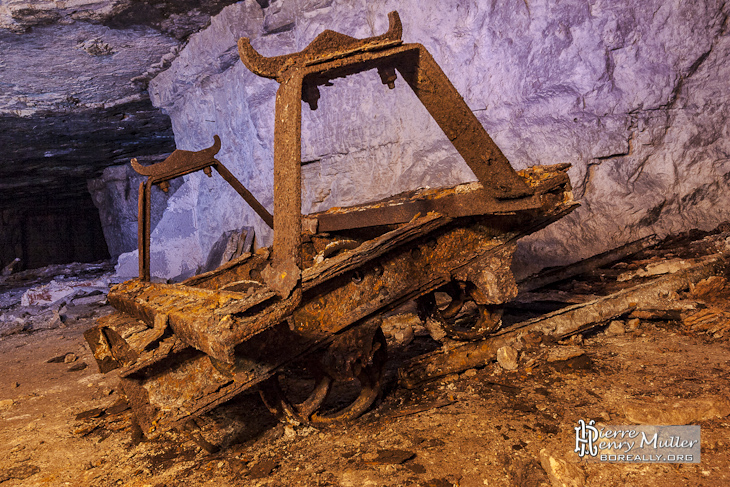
left=0, top=193, right=110, bottom=271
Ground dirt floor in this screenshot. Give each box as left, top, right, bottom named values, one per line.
left=0, top=305, right=729, bottom=486
left=2, top=231, right=730, bottom=487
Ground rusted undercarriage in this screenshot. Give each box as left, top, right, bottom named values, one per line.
left=85, top=12, right=576, bottom=440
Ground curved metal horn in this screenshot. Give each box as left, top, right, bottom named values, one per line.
left=385, top=11, right=402, bottom=41
left=131, top=135, right=222, bottom=177
left=238, top=38, right=283, bottom=80
left=239, top=11, right=402, bottom=81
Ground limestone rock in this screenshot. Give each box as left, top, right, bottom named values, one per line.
left=604, top=320, right=626, bottom=336
left=617, top=259, right=696, bottom=282
left=20, top=277, right=110, bottom=307
left=202, top=226, right=254, bottom=273
left=547, top=346, right=585, bottom=363
left=381, top=313, right=420, bottom=347
left=624, top=396, right=730, bottom=425
left=539, top=448, right=585, bottom=487
left=0, top=1, right=244, bottom=270
left=496, top=345, right=519, bottom=371
left=113, top=0, right=730, bottom=280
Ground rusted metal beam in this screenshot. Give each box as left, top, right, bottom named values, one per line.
left=238, top=10, right=536, bottom=296
left=213, top=163, right=273, bottom=228
left=264, top=71, right=304, bottom=299
left=310, top=182, right=546, bottom=233
left=398, top=252, right=728, bottom=388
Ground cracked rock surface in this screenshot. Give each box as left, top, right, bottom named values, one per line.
left=0, top=0, right=241, bottom=208
left=114, top=0, right=730, bottom=280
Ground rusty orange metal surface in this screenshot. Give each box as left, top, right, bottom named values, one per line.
left=85, top=11, right=578, bottom=439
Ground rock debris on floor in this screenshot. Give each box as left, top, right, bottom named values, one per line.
left=1, top=227, right=730, bottom=486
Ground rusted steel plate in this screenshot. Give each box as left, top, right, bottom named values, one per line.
left=302, top=211, right=451, bottom=290
left=311, top=183, right=542, bottom=233
left=84, top=312, right=162, bottom=373
left=119, top=320, right=305, bottom=435
left=310, top=164, right=571, bottom=233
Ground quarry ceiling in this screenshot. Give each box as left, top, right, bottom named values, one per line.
left=0, top=0, right=243, bottom=208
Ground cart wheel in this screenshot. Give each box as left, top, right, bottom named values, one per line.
left=417, top=282, right=503, bottom=341
left=259, top=328, right=387, bottom=425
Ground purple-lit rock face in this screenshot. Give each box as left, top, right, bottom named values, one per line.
left=115, top=0, right=730, bottom=280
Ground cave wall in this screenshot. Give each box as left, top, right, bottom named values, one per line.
left=87, top=163, right=182, bottom=260
left=116, top=0, right=730, bottom=279
left=0, top=0, right=250, bottom=269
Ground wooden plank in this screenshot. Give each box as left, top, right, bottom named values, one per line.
left=302, top=212, right=451, bottom=290
left=398, top=253, right=727, bottom=388
left=518, top=234, right=660, bottom=293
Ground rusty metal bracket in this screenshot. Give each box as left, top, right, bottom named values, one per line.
left=133, top=135, right=273, bottom=281
left=238, top=11, right=534, bottom=298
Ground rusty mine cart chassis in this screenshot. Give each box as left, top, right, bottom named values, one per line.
left=85, top=12, right=577, bottom=442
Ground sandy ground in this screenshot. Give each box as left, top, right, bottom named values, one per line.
left=1, top=302, right=729, bottom=487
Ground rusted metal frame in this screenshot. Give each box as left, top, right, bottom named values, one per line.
left=238, top=8, right=529, bottom=201
left=262, top=46, right=490, bottom=290
left=262, top=71, right=304, bottom=299
left=297, top=197, right=574, bottom=340
left=137, top=163, right=272, bottom=281
left=112, top=180, right=575, bottom=366
left=133, top=136, right=272, bottom=281
left=106, top=181, right=574, bottom=435
left=212, top=162, right=273, bottom=228
left=246, top=16, right=534, bottom=291
left=281, top=42, right=533, bottom=200
left=310, top=164, right=572, bottom=233
left=108, top=213, right=447, bottom=363
left=165, top=220, right=533, bottom=428
left=294, top=223, right=522, bottom=340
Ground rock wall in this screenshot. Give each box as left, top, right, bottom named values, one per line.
left=87, top=164, right=182, bottom=260
left=117, top=0, right=730, bottom=279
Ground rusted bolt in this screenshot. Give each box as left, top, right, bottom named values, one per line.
left=302, top=82, right=321, bottom=110
left=204, top=167, right=213, bottom=177
left=373, top=264, right=383, bottom=277
left=378, top=66, right=397, bottom=89
left=158, top=181, right=170, bottom=193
